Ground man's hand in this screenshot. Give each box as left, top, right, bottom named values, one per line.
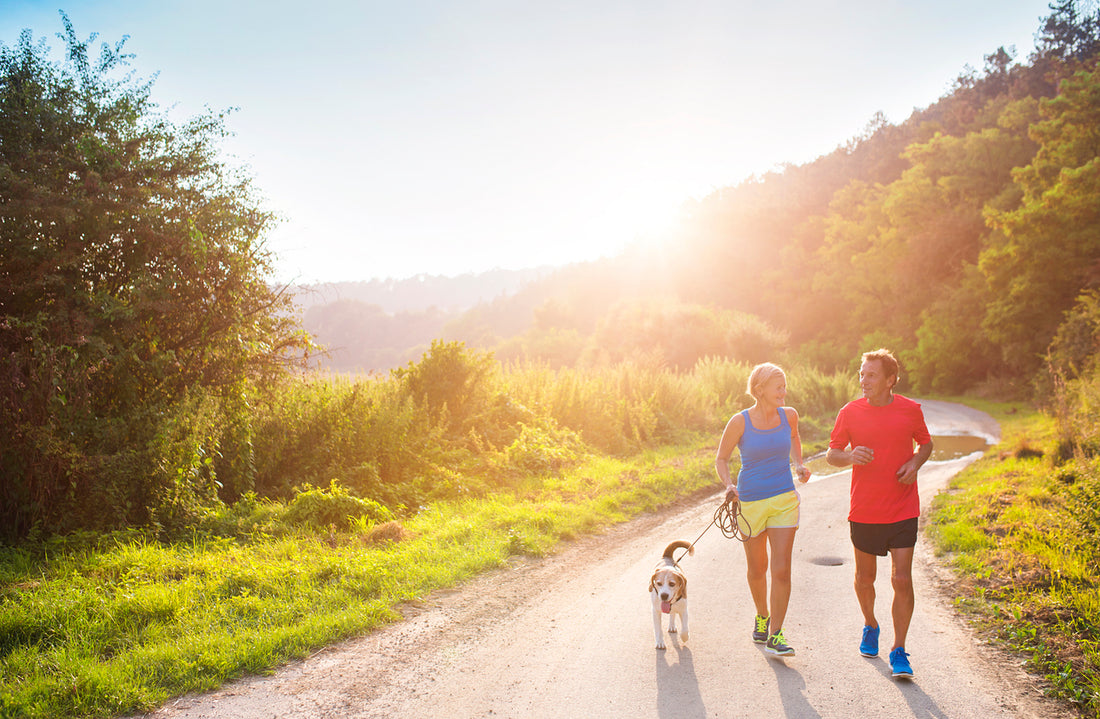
left=896, top=458, right=920, bottom=485
left=850, top=446, right=875, bottom=465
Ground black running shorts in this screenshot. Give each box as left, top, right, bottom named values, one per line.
left=849, top=517, right=918, bottom=556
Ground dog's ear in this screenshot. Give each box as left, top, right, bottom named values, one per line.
left=648, top=571, right=657, bottom=592
left=676, top=570, right=687, bottom=600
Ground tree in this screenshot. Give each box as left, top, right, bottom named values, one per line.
left=0, top=15, right=311, bottom=539
left=908, top=264, right=1004, bottom=393
left=393, top=340, right=499, bottom=437
left=981, top=64, right=1100, bottom=375
left=1034, top=0, right=1100, bottom=65
left=804, top=94, right=1040, bottom=364
left=1048, top=289, right=1100, bottom=379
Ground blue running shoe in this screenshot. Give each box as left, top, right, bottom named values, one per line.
left=859, top=624, right=879, bottom=657
left=890, top=647, right=914, bottom=678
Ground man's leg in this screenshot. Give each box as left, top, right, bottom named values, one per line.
left=853, top=546, right=879, bottom=627
left=889, top=546, right=915, bottom=649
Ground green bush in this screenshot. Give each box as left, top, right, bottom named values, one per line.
left=393, top=340, right=499, bottom=436
left=504, top=422, right=585, bottom=475
left=249, top=376, right=431, bottom=507
left=193, top=493, right=282, bottom=540
left=282, top=482, right=394, bottom=531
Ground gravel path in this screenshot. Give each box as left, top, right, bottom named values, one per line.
left=131, top=399, right=1073, bottom=719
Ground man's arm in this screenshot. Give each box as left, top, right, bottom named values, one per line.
left=827, top=445, right=875, bottom=467
left=896, top=441, right=933, bottom=485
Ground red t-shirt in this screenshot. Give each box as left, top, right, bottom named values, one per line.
left=828, top=394, right=932, bottom=523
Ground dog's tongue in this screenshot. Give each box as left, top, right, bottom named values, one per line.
left=661, top=601, right=671, bottom=614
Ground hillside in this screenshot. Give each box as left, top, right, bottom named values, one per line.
left=293, top=267, right=551, bottom=371
left=292, top=266, right=552, bottom=314
left=295, top=2, right=1100, bottom=393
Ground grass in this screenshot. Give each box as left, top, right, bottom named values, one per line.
left=11, top=384, right=1097, bottom=718
left=0, top=437, right=720, bottom=719
left=927, top=399, right=1100, bottom=717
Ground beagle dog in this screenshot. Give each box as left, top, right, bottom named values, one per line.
left=649, top=540, right=693, bottom=649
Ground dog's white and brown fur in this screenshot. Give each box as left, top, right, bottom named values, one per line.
left=649, top=540, right=693, bottom=649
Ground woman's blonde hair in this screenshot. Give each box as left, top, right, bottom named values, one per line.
left=746, top=362, right=786, bottom=400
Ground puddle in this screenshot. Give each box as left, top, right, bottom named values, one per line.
left=928, top=434, right=992, bottom=460
left=801, top=434, right=992, bottom=478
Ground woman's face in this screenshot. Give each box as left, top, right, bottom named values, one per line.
left=758, top=374, right=787, bottom=405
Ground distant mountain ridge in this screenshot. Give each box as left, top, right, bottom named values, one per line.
left=291, top=267, right=553, bottom=315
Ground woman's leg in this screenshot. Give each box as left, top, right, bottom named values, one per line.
left=743, top=530, right=770, bottom=618
left=765, top=526, right=797, bottom=632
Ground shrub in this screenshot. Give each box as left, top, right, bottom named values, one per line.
left=504, top=422, right=586, bottom=475
left=393, top=340, right=499, bottom=436
left=282, top=482, right=394, bottom=531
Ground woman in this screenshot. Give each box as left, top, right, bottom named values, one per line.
left=715, top=362, right=811, bottom=656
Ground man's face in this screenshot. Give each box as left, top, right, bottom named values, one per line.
left=859, top=359, right=895, bottom=404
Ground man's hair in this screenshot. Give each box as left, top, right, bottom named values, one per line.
left=746, top=362, right=786, bottom=400
left=862, top=348, right=899, bottom=380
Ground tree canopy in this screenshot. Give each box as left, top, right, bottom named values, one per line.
left=0, top=15, right=310, bottom=539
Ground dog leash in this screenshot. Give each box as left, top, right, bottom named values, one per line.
left=674, top=495, right=752, bottom=563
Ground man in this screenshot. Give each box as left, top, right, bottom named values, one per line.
left=826, top=349, right=932, bottom=679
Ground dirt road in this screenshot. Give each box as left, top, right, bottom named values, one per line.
left=133, top=400, right=1071, bottom=718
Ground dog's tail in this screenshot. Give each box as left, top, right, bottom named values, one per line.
left=662, top=540, right=694, bottom=560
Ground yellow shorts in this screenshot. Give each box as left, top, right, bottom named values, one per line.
left=737, top=490, right=800, bottom=538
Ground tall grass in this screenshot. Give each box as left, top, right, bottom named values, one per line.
left=245, top=348, right=854, bottom=517
left=503, top=360, right=717, bottom=453
left=0, top=348, right=858, bottom=717
left=928, top=398, right=1100, bottom=716
left=0, top=443, right=718, bottom=718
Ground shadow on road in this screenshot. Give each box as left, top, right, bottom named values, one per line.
left=875, top=659, right=951, bottom=719
left=655, top=642, right=706, bottom=719
left=767, top=656, right=822, bottom=718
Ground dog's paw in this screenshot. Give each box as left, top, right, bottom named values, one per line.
left=656, top=641, right=666, bottom=650
left=680, top=632, right=689, bottom=643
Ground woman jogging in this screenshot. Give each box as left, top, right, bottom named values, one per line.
left=715, top=362, right=812, bottom=656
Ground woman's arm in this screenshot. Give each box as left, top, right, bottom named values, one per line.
left=715, top=413, right=745, bottom=498
left=786, top=407, right=811, bottom=483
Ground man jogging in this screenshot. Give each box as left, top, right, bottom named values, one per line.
left=826, top=349, right=932, bottom=679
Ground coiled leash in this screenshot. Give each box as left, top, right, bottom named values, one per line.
left=714, top=495, right=752, bottom=542
left=674, top=494, right=752, bottom=563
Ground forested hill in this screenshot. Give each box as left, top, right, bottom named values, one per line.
left=303, top=2, right=1100, bottom=395
left=295, top=267, right=552, bottom=372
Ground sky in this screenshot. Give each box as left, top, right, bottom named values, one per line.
left=1, top=1, right=1054, bottom=284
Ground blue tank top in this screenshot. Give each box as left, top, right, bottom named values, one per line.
left=736, top=408, right=795, bottom=501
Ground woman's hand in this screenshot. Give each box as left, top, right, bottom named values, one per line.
left=795, top=464, right=811, bottom=483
